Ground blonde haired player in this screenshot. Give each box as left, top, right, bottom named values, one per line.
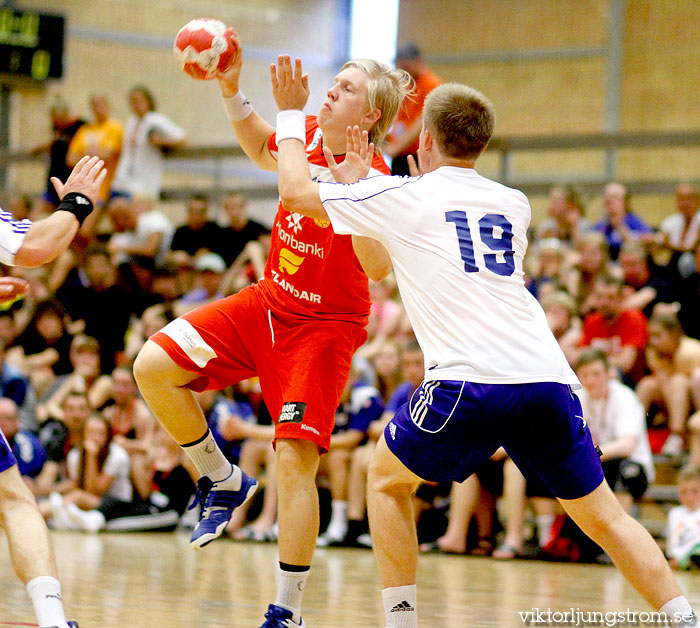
left=0, top=155, right=106, bottom=628
left=272, top=60, right=698, bottom=628
left=134, top=27, right=411, bottom=628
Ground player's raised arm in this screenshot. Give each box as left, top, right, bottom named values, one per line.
left=272, top=55, right=327, bottom=221
left=13, top=156, right=106, bottom=267
left=216, top=29, right=278, bottom=171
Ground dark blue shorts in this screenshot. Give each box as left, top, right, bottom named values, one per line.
left=0, top=429, right=17, bottom=474
left=384, top=380, right=604, bottom=500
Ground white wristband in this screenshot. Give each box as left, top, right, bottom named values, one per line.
left=276, top=110, right=306, bottom=143
left=222, top=91, right=253, bottom=123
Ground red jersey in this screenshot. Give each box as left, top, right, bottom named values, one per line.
left=261, top=116, right=390, bottom=325
left=580, top=308, right=648, bottom=380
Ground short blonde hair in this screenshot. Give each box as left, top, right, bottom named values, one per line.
left=423, top=83, right=495, bottom=160
left=341, top=59, right=413, bottom=148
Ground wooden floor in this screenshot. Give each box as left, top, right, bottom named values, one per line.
left=1, top=531, right=699, bottom=628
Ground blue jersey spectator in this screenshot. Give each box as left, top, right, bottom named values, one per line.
left=0, top=397, right=46, bottom=478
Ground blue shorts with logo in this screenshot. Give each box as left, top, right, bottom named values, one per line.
left=0, top=428, right=18, bottom=474
left=385, top=380, right=604, bottom=500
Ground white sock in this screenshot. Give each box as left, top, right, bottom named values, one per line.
left=382, top=585, right=417, bottom=628
left=536, top=514, right=555, bottom=546
left=26, top=576, right=68, bottom=628
left=660, top=596, right=697, bottom=627
left=275, top=565, right=309, bottom=623
left=182, top=429, right=240, bottom=486
left=327, top=500, right=348, bottom=538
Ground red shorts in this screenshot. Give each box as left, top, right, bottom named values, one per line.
left=150, top=284, right=367, bottom=452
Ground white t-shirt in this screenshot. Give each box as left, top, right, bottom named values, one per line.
left=666, top=504, right=700, bottom=562
left=112, top=111, right=185, bottom=199
left=0, top=208, right=31, bottom=265
left=110, top=209, right=174, bottom=267
left=659, top=211, right=700, bottom=250
left=319, top=167, right=578, bottom=386
left=67, top=442, right=133, bottom=502
left=575, top=379, right=655, bottom=482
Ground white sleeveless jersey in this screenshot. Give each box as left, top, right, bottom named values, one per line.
left=319, top=166, right=579, bottom=386
left=0, top=208, right=31, bottom=266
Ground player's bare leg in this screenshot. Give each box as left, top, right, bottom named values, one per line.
left=0, top=466, right=73, bottom=628
left=559, top=481, right=697, bottom=625
left=367, top=435, right=423, bottom=628
left=134, top=340, right=258, bottom=549
left=260, top=439, right=320, bottom=627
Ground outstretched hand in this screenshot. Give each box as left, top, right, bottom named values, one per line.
left=324, top=125, right=375, bottom=184
left=51, top=155, right=106, bottom=206
left=270, top=55, right=309, bottom=112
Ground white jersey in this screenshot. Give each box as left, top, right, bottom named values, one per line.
left=666, top=504, right=700, bottom=562
left=574, top=379, right=655, bottom=482
left=319, top=166, right=578, bottom=386
left=0, top=208, right=31, bottom=266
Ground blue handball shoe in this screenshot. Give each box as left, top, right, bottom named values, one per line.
left=260, top=603, right=306, bottom=627
left=47, top=622, right=79, bottom=628
left=189, top=467, right=258, bottom=549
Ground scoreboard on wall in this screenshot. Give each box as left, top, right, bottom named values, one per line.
left=0, top=8, right=65, bottom=81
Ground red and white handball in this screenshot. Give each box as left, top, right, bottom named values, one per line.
left=173, top=18, right=237, bottom=80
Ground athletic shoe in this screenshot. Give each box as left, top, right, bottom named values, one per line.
left=46, top=621, right=79, bottom=628
left=661, top=433, right=684, bottom=457
left=189, top=468, right=258, bottom=549
left=260, top=603, right=306, bottom=627
left=316, top=530, right=346, bottom=547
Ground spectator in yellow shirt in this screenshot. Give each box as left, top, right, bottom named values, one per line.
left=67, top=95, right=123, bottom=206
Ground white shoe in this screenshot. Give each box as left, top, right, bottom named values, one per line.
left=661, top=433, right=684, bottom=456
left=48, top=493, right=78, bottom=531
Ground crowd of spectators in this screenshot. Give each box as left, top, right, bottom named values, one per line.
left=2, top=84, right=700, bottom=571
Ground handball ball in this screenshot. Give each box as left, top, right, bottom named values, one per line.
left=174, top=18, right=237, bottom=80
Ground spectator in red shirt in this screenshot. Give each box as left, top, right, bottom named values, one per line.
left=383, top=42, right=442, bottom=175
left=579, top=273, right=648, bottom=385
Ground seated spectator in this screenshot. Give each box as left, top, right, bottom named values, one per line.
left=103, top=366, right=156, bottom=459
left=666, top=464, right=700, bottom=570
left=636, top=312, right=700, bottom=456
left=677, top=239, right=700, bottom=341
left=317, top=360, right=384, bottom=546
left=55, top=425, right=196, bottom=533
left=535, top=184, right=589, bottom=246
left=35, top=391, right=91, bottom=497
left=108, top=195, right=174, bottom=268
left=42, top=414, right=132, bottom=527
left=526, top=238, right=567, bottom=300
left=578, top=273, right=648, bottom=385
left=0, top=338, right=37, bottom=432
left=7, top=299, right=75, bottom=398
left=541, top=291, right=581, bottom=366
left=593, top=182, right=652, bottom=260
left=565, top=231, right=615, bottom=316
left=170, top=194, right=221, bottom=258
left=213, top=193, right=270, bottom=267
left=174, top=253, right=227, bottom=316
left=371, top=339, right=403, bottom=404
left=575, top=348, right=655, bottom=512
left=38, top=335, right=112, bottom=424
left=57, top=246, right=135, bottom=373
left=0, top=397, right=46, bottom=481
left=618, top=240, right=673, bottom=318
left=659, top=184, right=700, bottom=253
